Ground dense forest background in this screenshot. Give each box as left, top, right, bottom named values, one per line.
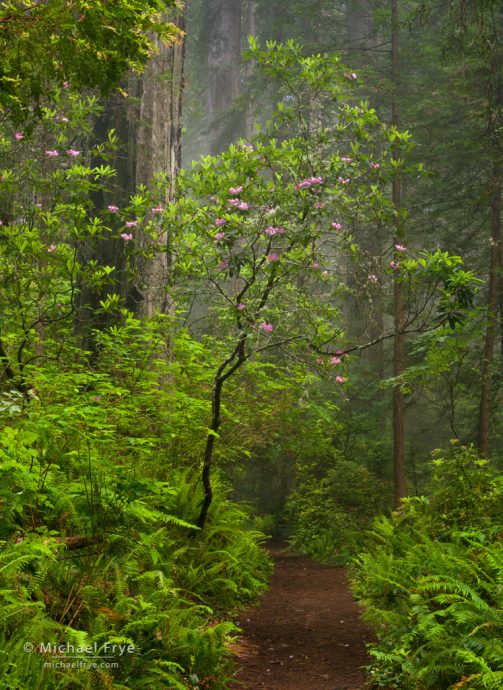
left=0, top=1, right=501, bottom=689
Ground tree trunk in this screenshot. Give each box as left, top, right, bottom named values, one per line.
left=207, top=0, right=242, bottom=153
left=346, top=0, right=376, bottom=52
left=244, top=0, right=257, bottom=139
left=134, top=13, right=186, bottom=318
left=478, top=162, right=502, bottom=457
left=391, top=0, right=406, bottom=507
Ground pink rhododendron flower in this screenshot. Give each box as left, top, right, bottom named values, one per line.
left=259, top=322, right=273, bottom=332
left=331, top=222, right=342, bottom=230
left=322, top=270, right=329, bottom=276
left=337, top=177, right=350, bottom=184
left=152, top=204, right=164, bottom=213
left=237, top=201, right=249, bottom=211
left=314, top=201, right=324, bottom=209
left=45, top=150, right=59, bottom=158
left=218, top=260, right=229, bottom=271
left=107, top=204, right=119, bottom=213
left=215, top=218, right=227, bottom=227
left=312, top=261, right=320, bottom=269
left=390, top=260, right=400, bottom=270
left=125, top=220, right=138, bottom=228
left=237, top=303, right=246, bottom=311
left=295, top=176, right=323, bottom=190
left=214, top=232, right=226, bottom=241
left=331, top=356, right=341, bottom=365
left=67, top=149, right=80, bottom=156
left=63, top=81, right=70, bottom=89
left=341, top=156, right=353, bottom=163
left=55, top=114, right=69, bottom=123
left=264, top=226, right=287, bottom=236
left=47, top=244, right=57, bottom=252
left=336, top=375, right=347, bottom=383
left=267, top=252, right=280, bottom=262
left=228, top=198, right=240, bottom=207
left=344, top=72, right=357, bottom=80
left=370, top=162, right=380, bottom=170
left=120, top=233, right=133, bottom=241
left=368, top=274, right=378, bottom=282
left=14, top=133, right=24, bottom=140
left=229, top=186, right=243, bottom=195
left=394, top=244, right=406, bottom=252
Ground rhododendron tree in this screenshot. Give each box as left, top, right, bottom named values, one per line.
left=159, top=42, right=479, bottom=528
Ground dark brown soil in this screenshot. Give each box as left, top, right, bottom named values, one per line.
left=229, top=543, right=372, bottom=690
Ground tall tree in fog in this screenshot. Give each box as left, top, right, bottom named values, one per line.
left=133, top=11, right=186, bottom=317
left=391, top=0, right=406, bottom=505
left=76, top=10, right=186, bottom=335
left=207, top=0, right=242, bottom=153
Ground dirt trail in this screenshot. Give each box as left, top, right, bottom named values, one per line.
left=230, top=543, right=371, bottom=690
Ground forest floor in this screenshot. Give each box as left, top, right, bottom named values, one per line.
left=229, top=542, right=371, bottom=690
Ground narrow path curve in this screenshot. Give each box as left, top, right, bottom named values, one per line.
left=230, top=543, right=371, bottom=690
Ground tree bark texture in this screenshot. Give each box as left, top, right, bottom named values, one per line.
left=391, top=0, right=406, bottom=507
left=134, top=13, right=186, bottom=318
left=478, top=163, right=502, bottom=457
left=207, top=0, right=242, bottom=153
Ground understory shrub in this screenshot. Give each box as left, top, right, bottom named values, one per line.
left=0, top=321, right=272, bottom=690
left=351, top=445, right=503, bottom=690
left=286, top=455, right=390, bottom=563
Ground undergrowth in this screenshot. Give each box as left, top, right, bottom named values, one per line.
left=351, top=445, right=503, bottom=690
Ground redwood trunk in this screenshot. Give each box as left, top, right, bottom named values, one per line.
left=391, top=0, right=406, bottom=506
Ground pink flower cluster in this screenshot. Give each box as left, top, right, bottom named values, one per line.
left=331, top=222, right=342, bottom=230
left=341, top=156, right=353, bottom=163
left=47, top=244, right=57, bottom=253
left=344, top=72, right=358, bottom=81
left=215, top=218, right=227, bottom=227
left=229, top=185, right=243, bottom=195
left=390, top=261, right=400, bottom=270
left=394, top=244, right=406, bottom=252
left=264, top=226, right=287, bottom=236
left=229, top=199, right=249, bottom=211
left=121, top=233, right=133, bottom=242
left=295, top=176, right=323, bottom=190
left=337, top=177, right=350, bottom=185
left=108, top=204, right=119, bottom=213
left=214, top=232, right=226, bottom=242
left=259, top=322, right=273, bottom=332
left=46, top=150, right=59, bottom=158
left=152, top=204, right=164, bottom=213
left=125, top=220, right=137, bottom=228
left=370, top=162, right=380, bottom=170
left=267, top=252, right=280, bottom=262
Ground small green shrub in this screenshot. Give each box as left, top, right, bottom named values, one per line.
left=287, top=456, right=389, bottom=563
left=351, top=446, right=503, bottom=690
